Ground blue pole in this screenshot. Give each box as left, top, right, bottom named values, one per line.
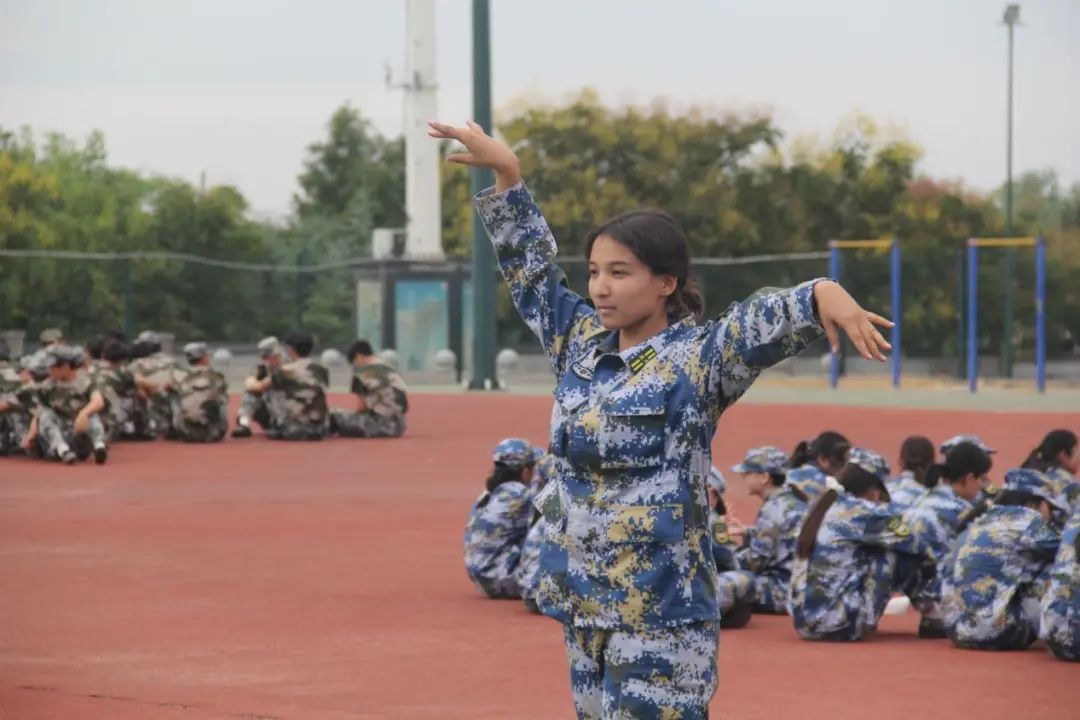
left=967, top=242, right=978, bottom=393
left=829, top=243, right=841, bottom=389
left=890, top=238, right=901, bottom=389
left=1035, top=236, right=1046, bottom=393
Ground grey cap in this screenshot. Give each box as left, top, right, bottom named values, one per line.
left=21, top=351, right=49, bottom=374
left=135, top=330, right=162, bottom=346
left=183, top=342, right=211, bottom=361
left=45, top=344, right=81, bottom=366
left=39, top=327, right=64, bottom=344
left=257, top=336, right=282, bottom=357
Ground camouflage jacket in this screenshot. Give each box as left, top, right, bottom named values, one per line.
left=888, top=470, right=928, bottom=511
left=790, top=494, right=929, bottom=640
left=476, top=182, right=826, bottom=631
left=33, top=373, right=97, bottom=421
left=736, top=487, right=807, bottom=581
left=0, top=360, right=21, bottom=404
left=270, top=358, right=329, bottom=428
left=130, top=352, right=184, bottom=391
left=945, top=505, right=1059, bottom=643
left=785, top=463, right=830, bottom=505
left=1042, top=509, right=1080, bottom=658
left=177, top=366, right=228, bottom=427
left=93, top=364, right=139, bottom=412
left=351, top=361, right=408, bottom=417
left=464, top=480, right=531, bottom=597
left=903, top=483, right=973, bottom=565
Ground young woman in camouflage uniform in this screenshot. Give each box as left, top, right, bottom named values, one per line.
left=430, top=119, right=893, bottom=719
left=21, top=345, right=108, bottom=465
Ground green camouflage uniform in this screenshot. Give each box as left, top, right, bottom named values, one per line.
left=330, top=361, right=408, bottom=438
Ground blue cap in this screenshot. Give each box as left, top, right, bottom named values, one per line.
left=532, top=446, right=546, bottom=463
left=1004, top=468, right=1068, bottom=512
left=492, top=438, right=536, bottom=468
left=707, top=466, right=726, bottom=494
left=731, top=446, right=789, bottom=475
left=848, top=447, right=891, bottom=482
left=940, top=434, right=996, bottom=456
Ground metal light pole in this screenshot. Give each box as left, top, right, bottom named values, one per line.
left=1001, top=4, right=1020, bottom=377
left=469, top=0, right=498, bottom=390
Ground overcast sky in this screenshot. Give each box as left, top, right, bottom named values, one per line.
left=2, top=0, right=1077, bottom=219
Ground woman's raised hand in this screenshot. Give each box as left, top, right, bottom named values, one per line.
left=428, top=120, right=521, bottom=192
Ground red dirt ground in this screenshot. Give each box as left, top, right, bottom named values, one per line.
left=1, top=394, right=1078, bottom=719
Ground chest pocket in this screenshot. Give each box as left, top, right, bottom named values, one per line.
left=598, top=389, right=668, bottom=470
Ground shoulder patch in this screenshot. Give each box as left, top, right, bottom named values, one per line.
left=712, top=523, right=730, bottom=545
left=628, top=345, right=658, bottom=374
left=983, top=483, right=1000, bottom=496
left=887, top=517, right=911, bottom=537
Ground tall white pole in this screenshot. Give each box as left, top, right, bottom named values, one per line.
left=404, top=0, right=442, bottom=258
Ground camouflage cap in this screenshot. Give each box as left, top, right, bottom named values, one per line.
left=848, top=447, right=892, bottom=482
left=135, top=330, right=161, bottom=346
left=492, top=438, right=536, bottom=468
left=257, top=336, right=282, bottom=357
left=39, top=327, right=64, bottom=344
left=707, top=466, right=727, bottom=494
left=20, top=351, right=49, bottom=374
left=731, top=446, right=789, bottom=475
left=532, top=446, right=546, bottom=463
left=45, top=344, right=81, bottom=366
left=183, top=342, right=211, bottom=361
left=1003, top=468, right=1069, bottom=513
left=940, top=434, right=996, bottom=456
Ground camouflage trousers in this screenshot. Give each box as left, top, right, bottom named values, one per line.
left=0, top=410, right=31, bottom=454
left=329, top=409, right=405, bottom=438
left=1046, top=631, right=1080, bottom=662
left=950, top=591, right=1045, bottom=651
left=32, top=409, right=106, bottom=461
left=563, top=621, right=719, bottom=720
left=169, top=396, right=227, bottom=443
left=750, top=573, right=790, bottom=614
left=514, top=517, right=545, bottom=604
left=716, top=570, right=755, bottom=629
left=146, top=392, right=178, bottom=438
left=104, top=401, right=155, bottom=441
left=240, top=391, right=327, bottom=441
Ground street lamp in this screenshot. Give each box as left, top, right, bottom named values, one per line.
left=1001, top=4, right=1020, bottom=378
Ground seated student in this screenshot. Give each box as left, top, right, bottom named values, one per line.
left=1021, top=430, right=1080, bottom=524
left=516, top=448, right=557, bottom=614
left=789, top=457, right=931, bottom=642
left=785, top=431, right=851, bottom=504
left=329, top=340, right=408, bottom=438
left=464, top=438, right=537, bottom=599
left=727, top=446, right=800, bottom=614
left=240, top=332, right=329, bottom=441
left=902, top=441, right=992, bottom=638
left=0, top=345, right=31, bottom=454
left=22, top=345, right=109, bottom=465
left=128, top=330, right=183, bottom=438
left=169, top=342, right=229, bottom=443
left=887, top=435, right=936, bottom=511
left=946, top=467, right=1064, bottom=651
left=232, top=336, right=286, bottom=438
left=95, top=339, right=154, bottom=441
left=707, top=466, right=755, bottom=629
left=1042, top=508, right=1080, bottom=661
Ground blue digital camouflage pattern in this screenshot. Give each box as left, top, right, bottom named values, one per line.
left=706, top=466, right=726, bottom=494
left=476, top=182, right=826, bottom=633
left=940, top=434, right=995, bottom=456
left=563, top=621, right=718, bottom=720
left=1004, top=468, right=1069, bottom=514
left=887, top=470, right=928, bottom=512
left=463, top=478, right=532, bottom=598
left=516, top=453, right=560, bottom=605
left=945, top=504, right=1059, bottom=650
left=847, top=447, right=890, bottom=483
left=730, top=445, right=789, bottom=475
left=785, top=462, right=830, bottom=505
left=1046, top=466, right=1080, bottom=531
left=902, top=483, right=974, bottom=621
left=1042, top=509, right=1080, bottom=661
left=493, top=437, right=536, bottom=467
left=790, top=493, right=930, bottom=641
left=735, top=486, right=809, bottom=613
left=711, top=515, right=754, bottom=614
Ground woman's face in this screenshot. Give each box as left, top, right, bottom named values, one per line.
left=744, top=472, right=771, bottom=498
left=953, top=472, right=987, bottom=502
left=588, top=235, right=675, bottom=331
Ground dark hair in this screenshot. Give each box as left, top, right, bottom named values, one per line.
left=86, top=335, right=106, bottom=360
left=796, top=464, right=883, bottom=559
left=485, top=462, right=529, bottom=493
left=284, top=332, right=314, bottom=358
left=347, top=339, right=375, bottom=362
left=584, top=210, right=703, bottom=322
left=106, top=329, right=127, bottom=342
left=900, top=435, right=936, bottom=487
left=129, top=340, right=156, bottom=359
left=102, top=340, right=129, bottom=364
left=768, top=471, right=786, bottom=488
left=1022, top=430, right=1078, bottom=472
left=790, top=431, right=850, bottom=469
left=925, top=442, right=993, bottom=489
left=955, top=490, right=1047, bottom=534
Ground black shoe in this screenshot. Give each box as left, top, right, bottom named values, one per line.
left=918, top=618, right=948, bottom=639
left=231, top=424, right=253, bottom=438
left=523, top=597, right=541, bottom=615
left=93, top=444, right=108, bottom=465
left=720, top=600, right=753, bottom=629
